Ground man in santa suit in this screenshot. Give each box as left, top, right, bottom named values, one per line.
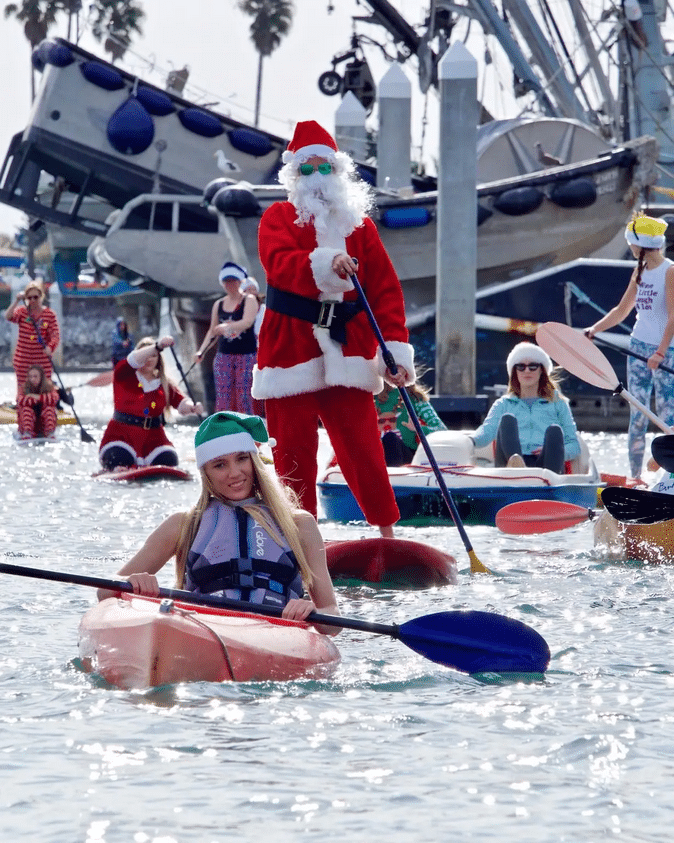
left=252, top=120, right=415, bottom=537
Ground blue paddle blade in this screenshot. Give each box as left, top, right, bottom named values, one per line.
left=398, top=610, right=550, bottom=674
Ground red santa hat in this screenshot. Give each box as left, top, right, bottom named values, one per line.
left=282, top=120, right=339, bottom=165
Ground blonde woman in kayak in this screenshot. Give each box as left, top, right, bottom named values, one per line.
left=98, top=411, right=340, bottom=635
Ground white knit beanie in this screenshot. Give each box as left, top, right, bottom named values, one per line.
left=506, top=342, right=553, bottom=375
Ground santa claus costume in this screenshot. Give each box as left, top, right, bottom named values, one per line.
left=252, top=121, right=414, bottom=527
left=99, top=349, right=188, bottom=470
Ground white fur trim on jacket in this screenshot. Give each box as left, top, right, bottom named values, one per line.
left=309, top=247, right=354, bottom=297
left=376, top=341, right=415, bottom=384
left=252, top=350, right=383, bottom=400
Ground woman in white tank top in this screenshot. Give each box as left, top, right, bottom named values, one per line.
left=585, top=213, right=674, bottom=480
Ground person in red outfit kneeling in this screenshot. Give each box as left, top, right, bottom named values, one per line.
left=99, top=336, right=203, bottom=471
left=252, top=121, right=414, bottom=537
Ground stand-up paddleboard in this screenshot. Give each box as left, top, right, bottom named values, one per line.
left=325, top=537, right=458, bottom=588
left=93, top=465, right=192, bottom=482
left=1, top=403, right=76, bottom=426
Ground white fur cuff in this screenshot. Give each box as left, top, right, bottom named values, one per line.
left=310, top=247, right=354, bottom=296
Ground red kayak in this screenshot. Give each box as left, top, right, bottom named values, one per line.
left=79, top=593, right=341, bottom=689
left=92, top=465, right=191, bottom=482
left=325, top=537, right=458, bottom=587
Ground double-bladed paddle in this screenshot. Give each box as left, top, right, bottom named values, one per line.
left=0, top=562, right=550, bottom=675
left=651, top=435, right=674, bottom=474
left=535, top=322, right=674, bottom=435
left=349, top=272, right=493, bottom=575
left=496, top=488, right=674, bottom=534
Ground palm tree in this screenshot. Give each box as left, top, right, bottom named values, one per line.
left=4, top=0, right=59, bottom=98
left=236, top=0, right=294, bottom=127
left=89, top=0, right=145, bottom=64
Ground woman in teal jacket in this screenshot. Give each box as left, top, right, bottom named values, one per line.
left=471, top=342, right=580, bottom=474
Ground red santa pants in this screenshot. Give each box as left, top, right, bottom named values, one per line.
left=265, top=386, right=400, bottom=527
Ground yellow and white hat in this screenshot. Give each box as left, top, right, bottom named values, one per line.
left=625, top=214, right=668, bottom=249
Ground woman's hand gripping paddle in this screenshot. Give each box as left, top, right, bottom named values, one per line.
left=535, top=322, right=674, bottom=435
left=0, top=562, right=550, bottom=675
left=349, top=273, right=492, bottom=575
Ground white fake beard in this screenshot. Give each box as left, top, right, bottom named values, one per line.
left=282, top=164, right=372, bottom=237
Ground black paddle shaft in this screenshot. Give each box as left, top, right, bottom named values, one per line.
left=27, top=314, right=95, bottom=444
left=593, top=335, right=674, bottom=376
left=0, top=562, right=550, bottom=674
left=168, top=345, right=204, bottom=420
left=348, top=274, right=480, bottom=556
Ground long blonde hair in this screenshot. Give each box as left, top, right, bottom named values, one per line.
left=135, top=337, right=174, bottom=418
left=173, top=452, right=312, bottom=590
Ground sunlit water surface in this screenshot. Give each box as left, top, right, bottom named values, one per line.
left=1, top=372, right=673, bottom=842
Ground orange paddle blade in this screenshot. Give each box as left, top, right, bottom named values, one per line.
left=495, top=500, right=595, bottom=534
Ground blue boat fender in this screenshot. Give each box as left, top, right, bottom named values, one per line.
left=211, top=185, right=261, bottom=218
left=107, top=98, right=155, bottom=155
left=80, top=60, right=125, bottom=91
left=227, top=128, right=275, bottom=157
left=135, top=86, right=176, bottom=117
left=178, top=108, right=224, bottom=138
left=493, top=186, right=545, bottom=216
left=380, top=206, right=432, bottom=229
left=549, top=177, right=597, bottom=209
left=32, top=40, right=74, bottom=72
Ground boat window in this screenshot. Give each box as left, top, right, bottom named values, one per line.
left=148, top=202, right=173, bottom=231
left=178, top=204, right=219, bottom=233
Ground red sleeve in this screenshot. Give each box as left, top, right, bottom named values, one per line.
left=168, top=382, right=186, bottom=410
left=43, top=309, right=60, bottom=353
left=348, top=218, right=409, bottom=344
left=258, top=202, right=321, bottom=298
left=41, top=389, right=60, bottom=407
left=8, top=305, right=26, bottom=325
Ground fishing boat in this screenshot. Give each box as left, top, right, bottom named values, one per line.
left=318, top=430, right=600, bottom=527
left=78, top=593, right=341, bottom=689
left=325, top=537, right=458, bottom=586
left=0, top=4, right=661, bottom=299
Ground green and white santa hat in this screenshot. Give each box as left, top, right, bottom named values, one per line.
left=194, top=411, right=273, bottom=468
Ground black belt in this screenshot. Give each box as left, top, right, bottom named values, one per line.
left=266, top=284, right=363, bottom=345
left=113, top=410, right=164, bottom=430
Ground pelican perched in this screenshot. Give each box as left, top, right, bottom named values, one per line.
left=535, top=142, right=562, bottom=167
left=214, top=150, right=241, bottom=173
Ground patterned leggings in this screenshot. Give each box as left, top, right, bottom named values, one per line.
left=213, top=351, right=255, bottom=414
left=627, top=337, right=674, bottom=478
left=17, top=403, right=57, bottom=437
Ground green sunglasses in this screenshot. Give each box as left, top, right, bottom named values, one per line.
left=299, top=162, right=333, bottom=176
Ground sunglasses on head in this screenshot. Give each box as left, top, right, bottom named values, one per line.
left=514, top=363, right=542, bottom=372
left=299, top=162, right=333, bottom=176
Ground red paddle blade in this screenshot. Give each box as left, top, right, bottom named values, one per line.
left=495, top=500, right=593, bottom=534
left=535, top=322, right=618, bottom=391
left=87, top=370, right=113, bottom=387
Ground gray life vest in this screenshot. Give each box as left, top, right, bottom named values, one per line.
left=185, top=499, right=304, bottom=608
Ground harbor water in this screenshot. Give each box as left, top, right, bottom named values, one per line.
left=2, top=371, right=673, bottom=842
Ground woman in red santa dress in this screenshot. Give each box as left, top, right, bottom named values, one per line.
left=99, top=336, right=202, bottom=471
left=252, top=120, right=414, bottom=537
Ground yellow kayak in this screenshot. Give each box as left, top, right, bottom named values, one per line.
left=0, top=402, right=76, bottom=426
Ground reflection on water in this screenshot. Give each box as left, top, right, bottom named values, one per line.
left=1, top=373, right=674, bottom=841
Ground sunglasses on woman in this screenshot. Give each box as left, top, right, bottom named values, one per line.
left=514, top=363, right=542, bottom=372
left=299, top=162, right=333, bottom=176
left=25, top=294, right=40, bottom=300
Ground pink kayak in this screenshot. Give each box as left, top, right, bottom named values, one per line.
left=79, top=593, right=341, bottom=689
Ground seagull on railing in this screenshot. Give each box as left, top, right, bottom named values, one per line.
left=214, top=150, right=241, bottom=173
left=535, top=142, right=562, bottom=167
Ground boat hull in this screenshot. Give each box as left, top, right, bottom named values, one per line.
left=319, top=476, right=600, bottom=528
left=78, top=594, right=341, bottom=689
left=318, top=430, right=600, bottom=528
